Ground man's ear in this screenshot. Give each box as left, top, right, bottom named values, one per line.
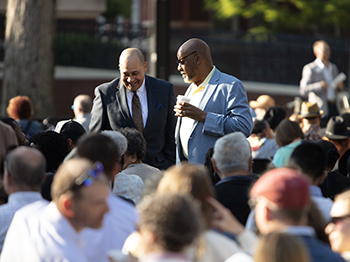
left=248, top=156, right=253, bottom=172
left=67, top=138, right=73, bottom=148
left=144, top=62, right=148, bottom=73
left=59, top=195, right=75, bottom=218
left=211, top=157, right=220, bottom=175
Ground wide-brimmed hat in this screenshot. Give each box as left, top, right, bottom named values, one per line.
left=299, top=102, right=323, bottom=118
left=319, top=116, right=350, bottom=140
left=250, top=95, right=275, bottom=109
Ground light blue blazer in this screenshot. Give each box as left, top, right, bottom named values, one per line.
left=175, top=68, right=253, bottom=165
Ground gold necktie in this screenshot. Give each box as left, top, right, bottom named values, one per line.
left=132, top=91, right=143, bottom=132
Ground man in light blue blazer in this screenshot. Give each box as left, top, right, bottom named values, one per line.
left=174, top=38, right=253, bottom=165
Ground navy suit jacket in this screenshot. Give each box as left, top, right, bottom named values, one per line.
left=89, top=75, right=176, bottom=170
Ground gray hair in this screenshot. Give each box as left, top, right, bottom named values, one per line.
left=101, top=130, right=128, bottom=156
left=213, top=132, right=251, bottom=173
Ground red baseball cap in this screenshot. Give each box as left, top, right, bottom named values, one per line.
left=250, top=168, right=310, bottom=209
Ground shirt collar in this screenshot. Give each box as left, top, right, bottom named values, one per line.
left=194, top=66, right=216, bottom=88
left=8, top=191, right=43, bottom=203
left=316, top=58, right=325, bottom=69
left=283, top=226, right=316, bottom=237
left=309, top=185, right=323, bottom=197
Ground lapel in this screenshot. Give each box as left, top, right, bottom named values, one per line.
left=198, top=68, right=220, bottom=110
left=115, top=80, right=135, bottom=127
left=144, top=76, right=154, bottom=135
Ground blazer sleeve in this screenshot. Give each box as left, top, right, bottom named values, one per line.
left=89, top=85, right=107, bottom=132
left=300, top=64, right=323, bottom=96
left=202, top=80, right=253, bottom=138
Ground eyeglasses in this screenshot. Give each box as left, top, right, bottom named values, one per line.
left=75, top=162, right=104, bottom=187
left=331, top=215, right=350, bottom=225
left=176, top=51, right=197, bottom=65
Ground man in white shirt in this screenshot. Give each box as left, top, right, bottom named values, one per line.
left=300, top=40, right=344, bottom=125
left=0, top=158, right=110, bottom=262
left=0, top=146, right=45, bottom=253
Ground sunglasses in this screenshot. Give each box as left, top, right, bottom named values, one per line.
left=331, top=215, right=350, bottom=225
left=176, top=51, right=197, bottom=65
left=74, top=162, right=104, bottom=187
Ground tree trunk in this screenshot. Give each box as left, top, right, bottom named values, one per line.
left=1, top=0, right=56, bottom=120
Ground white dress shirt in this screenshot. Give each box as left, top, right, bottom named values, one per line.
left=316, top=58, right=335, bottom=101
left=1, top=200, right=89, bottom=262
left=126, top=79, right=148, bottom=128
left=0, top=192, right=43, bottom=253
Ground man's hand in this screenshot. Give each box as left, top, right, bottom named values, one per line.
left=174, top=102, right=207, bottom=122
left=320, top=81, right=328, bottom=90
left=336, top=81, right=344, bottom=91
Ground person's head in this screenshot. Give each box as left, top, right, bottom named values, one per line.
left=325, top=190, right=350, bottom=254
left=72, top=94, right=92, bottom=117
left=251, top=119, right=273, bottom=138
left=275, top=119, right=304, bottom=147
left=288, top=142, right=326, bottom=185
left=119, top=48, right=147, bottom=92
left=57, top=120, right=86, bottom=149
left=313, top=40, right=331, bottom=62
left=51, top=158, right=110, bottom=232
left=137, top=193, right=203, bottom=253
left=101, top=130, right=128, bottom=156
left=249, top=95, right=275, bottom=120
left=263, top=106, right=286, bottom=131
left=254, top=232, right=310, bottom=262
left=314, top=139, right=339, bottom=172
left=0, top=118, right=26, bottom=145
left=250, top=168, right=310, bottom=234
left=212, top=132, right=252, bottom=178
left=119, top=127, right=146, bottom=169
left=6, top=96, right=34, bottom=120
left=177, top=38, right=213, bottom=86
left=4, top=146, right=46, bottom=194
left=300, top=102, right=323, bottom=126
left=29, top=131, right=70, bottom=173
left=157, top=163, right=214, bottom=229
left=76, top=133, right=120, bottom=180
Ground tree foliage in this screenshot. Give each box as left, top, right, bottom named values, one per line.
left=204, top=0, right=350, bottom=36
left=104, top=0, right=131, bottom=19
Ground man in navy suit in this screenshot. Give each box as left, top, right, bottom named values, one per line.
left=174, top=38, right=253, bottom=164
left=89, top=48, right=176, bottom=170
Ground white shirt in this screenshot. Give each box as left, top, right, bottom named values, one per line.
left=316, top=58, right=335, bottom=101
left=309, top=185, right=333, bottom=222
left=180, top=66, right=216, bottom=158
left=126, top=79, right=148, bottom=128
left=0, top=192, right=43, bottom=252
left=81, top=192, right=137, bottom=262
left=0, top=200, right=89, bottom=262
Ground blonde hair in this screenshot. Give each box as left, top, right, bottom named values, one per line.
left=157, top=163, right=214, bottom=229
left=255, top=232, right=310, bottom=262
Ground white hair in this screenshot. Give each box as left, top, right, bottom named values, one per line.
left=101, top=130, right=128, bottom=155
left=213, top=132, right=251, bottom=174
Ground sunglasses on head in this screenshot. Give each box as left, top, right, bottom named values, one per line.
left=74, top=161, right=104, bottom=187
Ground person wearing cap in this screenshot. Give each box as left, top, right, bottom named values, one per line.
left=55, top=120, right=86, bottom=151
left=320, top=116, right=350, bottom=159
left=300, top=40, right=344, bottom=126
left=326, top=190, right=350, bottom=262
left=208, top=168, right=345, bottom=262
left=249, top=95, right=275, bottom=120
left=300, top=101, right=323, bottom=141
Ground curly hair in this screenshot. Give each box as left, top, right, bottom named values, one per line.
left=7, top=96, right=34, bottom=120
left=119, top=127, right=146, bottom=161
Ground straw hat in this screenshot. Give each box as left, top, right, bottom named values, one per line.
left=299, top=102, right=323, bottom=118
left=249, top=95, right=275, bottom=109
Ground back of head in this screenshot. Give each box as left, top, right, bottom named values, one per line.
left=51, top=158, right=108, bottom=202
left=76, top=133, right=119, bottom=179
left=213, top=132, right=251, bottom=173
left=158, top=163, right=214, bottom=228
left=255, top=232, right=310, bottom=262
left=289, top=142, right=326, bottom=181
left=263, top=106, right=286, bottom=131
left=29, top=131, right=70, bottom=173
left=59, top=120, right=86, bottom=144
left=137, top=193, right=203, bottom=252
left=7, top=96, right=34, bottom=120
left=275, top=119, right=304, bottom=147
left=73, top=94, right=92, bottom=114
left=101, top=130, right=128, bottom=156
left=252, top=120, right=268, bottom=134
left=4, top=146, right=46, bottom=190
left=314, top=139, right=339, bottom=171
left=119, top=127, right=146, bottom=160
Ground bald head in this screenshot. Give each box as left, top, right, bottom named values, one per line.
left=178, top=38, right=213, bottom=65
left=119, top=48, right=145, bottom=66
left=4, top=146, right=46, bottom=191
